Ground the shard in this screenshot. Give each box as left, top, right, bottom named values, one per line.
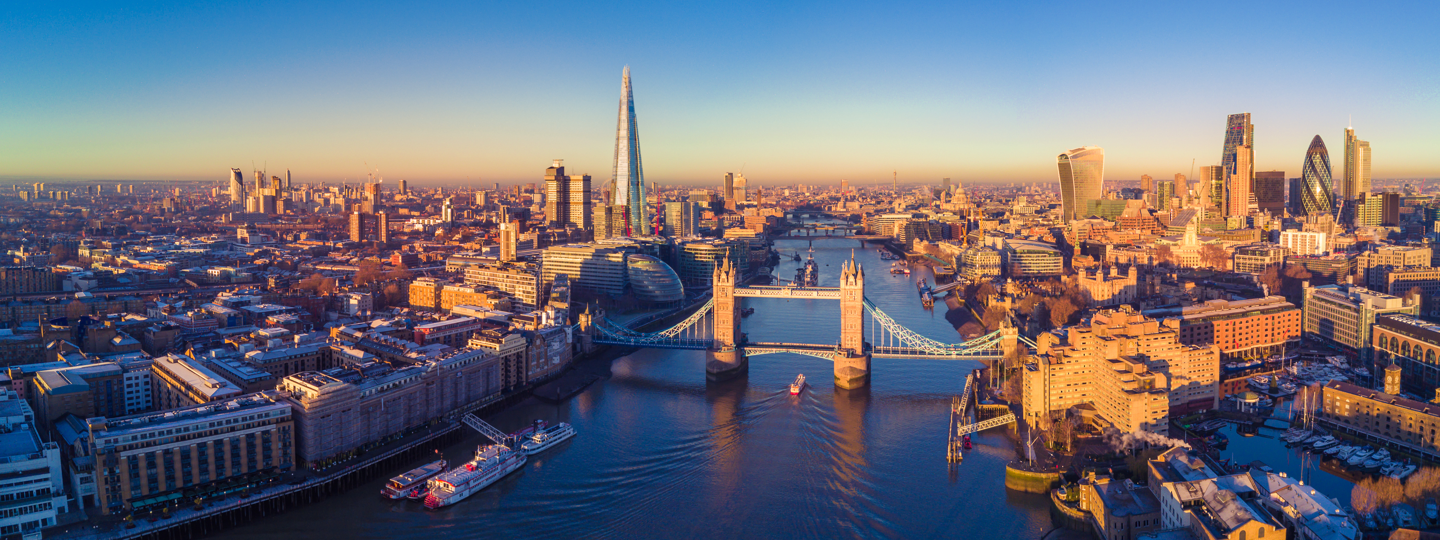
left=1299, top=135, right=1334, bottom=216
left=611, top=66, right=647, bottom=236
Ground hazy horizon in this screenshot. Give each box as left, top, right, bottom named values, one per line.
left=4, top=2, right=1437, bottom=184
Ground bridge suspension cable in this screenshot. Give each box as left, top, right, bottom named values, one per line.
left=593, top=299, right=715, bottom=347
left=863, top=299, right=1007, bottom=356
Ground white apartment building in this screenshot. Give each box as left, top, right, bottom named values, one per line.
left=119, top=356, right=154, bottom=415
left=0, top=390, right=66, bottom=536
left=1279, top=231, right=1327, bottom=256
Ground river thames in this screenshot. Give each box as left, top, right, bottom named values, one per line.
left=211, top=237, right=1053, bottom=539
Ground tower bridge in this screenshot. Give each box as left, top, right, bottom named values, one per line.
left=587, top=253, right=1037, bottom=389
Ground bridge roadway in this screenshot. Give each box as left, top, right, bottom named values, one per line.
left=734, top=286, right=841, bottom=299
left=592, top=337, right=1004, bottom=361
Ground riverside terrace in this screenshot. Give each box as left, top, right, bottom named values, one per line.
left=85, top=392, right=295, bottom=516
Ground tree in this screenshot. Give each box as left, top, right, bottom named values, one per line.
left=1405, top=467, right=1440, bottom=502
left=981, top=304, right=1008, bottom=331
left=1002, top=371, right=1023, bottom=401
left=1283, top=263, right=1312, bottom=281
left=380, top=283, right=402, bottom=308
left=1258, top=266, right=1282, bottom=294
left=50, top=244, right=79, bottom=265
left=1374, top=477, right=1405, bottom=506
left=65, top=300, right=88, bottom=321
left=974, top=281, right=999, bottom=305
left=297, top=273, right=338, bottom=295
left=1048, top=298, right=1079, bottom=328
left=1280, top=264, right=1313, bottom=301
left=1154, top=245, right=1175, bottom=265
left=1003, top=346, right=1028, bottom=371
left=354, top=260, right=384, bottom=287
left=1199, top=244, right=1229, bottom=270
left=1352, top=481, right=1379, bottom=514
left=1049, top=411, right=1080, bottom=453
left=1016, top=293, right=1042, bottom=316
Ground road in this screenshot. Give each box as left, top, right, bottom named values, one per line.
left=4, top=285, right=232, bottom=301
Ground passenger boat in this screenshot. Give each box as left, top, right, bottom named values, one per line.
left=424, top=445, right=526, bottom=509
left=791, top=374, right=806, bottom=395
left=1363, top=449, right=1392, bottom=471
left=741, top=308, right=755, bottom=318
left=1310, top=436, right=1339, bottom=451
left=519, top=422, right=577, bottom=456
left=1190, top=419, right=1227, bottom=434
left=1281, top=429, right=1312, bottom=444
left=1332, top=445, right=1355, bottom=459
left=1347, top=446, right=1375, bottom=467
left=381, top=458, right=447, bottom=500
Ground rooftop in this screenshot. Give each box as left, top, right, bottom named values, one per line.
left=415, top=317, right=480, bottom=331
left=1175, top=296, right=1298, bottom=322
left=1377, top=314, right=1440, bottom=345
left=1327, top=380, right=1440, bottom=419
left=1092, top=477, right=1160, bottom=517
left=91, top=391, right=287, bottom=439
left=0, top=431, right=39, bottom=457
left=154, top=355, right=243, bottom=399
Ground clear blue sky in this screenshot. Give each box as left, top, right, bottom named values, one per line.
left=3, top=1, right=1437, bottom=186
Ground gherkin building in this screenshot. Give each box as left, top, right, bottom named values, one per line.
left=1299, top=135, right=1334, bottom=216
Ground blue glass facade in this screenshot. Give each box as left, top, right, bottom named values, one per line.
left=626, top=254, right=683, bottom=304
left=612, top=66, right=647, bottom=236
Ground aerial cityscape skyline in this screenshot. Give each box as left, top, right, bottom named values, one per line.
left=3, top=2, right=1437, bottom=184
left=8, top=2, right=1440, bottom=539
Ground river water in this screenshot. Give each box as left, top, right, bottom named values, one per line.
left=211, top=237, right=1053, bottom=540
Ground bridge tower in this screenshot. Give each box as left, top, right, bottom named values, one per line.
left=999, top=319, right=1019, bottom=358
left=834, top=251, right=871, bottom=389
left=706, top=253, right=747, bottom=380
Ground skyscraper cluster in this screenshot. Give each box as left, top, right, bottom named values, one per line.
left=1056, top=112, right=1379, bottom=230
left=228, top=167, right=293, bottom=215
left=544, top=159, right=592, bottom=230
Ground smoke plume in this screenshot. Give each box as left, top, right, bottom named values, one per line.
left=1103, top=428, right=1191, bottom=452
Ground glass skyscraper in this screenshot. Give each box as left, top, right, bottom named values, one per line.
left=611, top=66, right=647, bottom=236
left=1343, top=127, right=1371, bottom=200
left=1221, top=113, right=1254, bottom=215
left=1056, top=146, right=1104, bottom=222
left=1299, top=135, right=1334, bottom=217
